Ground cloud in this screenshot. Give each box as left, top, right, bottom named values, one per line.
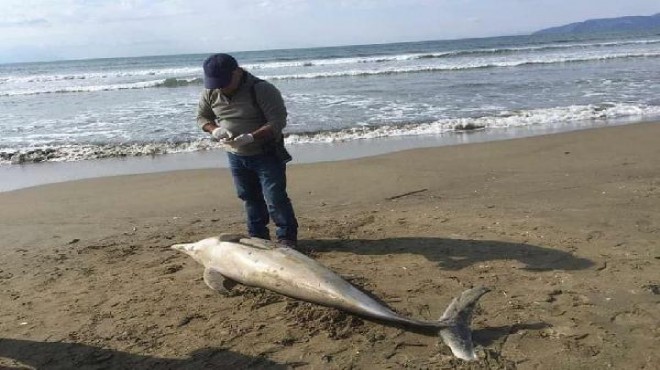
left=0, top=18, right=50, bottom=28
left=0, top=0, right=193, bottom=25
left=2, top=0, right=660, bottom=63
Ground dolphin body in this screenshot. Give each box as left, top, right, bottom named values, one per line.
left=172, top=234, right=490, bottom=361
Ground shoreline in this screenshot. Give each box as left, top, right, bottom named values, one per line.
left=0, top=120, right=658, bottom=369
left=2, top=117, right=658, bottom=193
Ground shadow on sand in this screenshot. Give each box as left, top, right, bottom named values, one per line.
left=0, top=338, right=294, bottom=370
left=296, top=237, right=566, bottom=345
left=472, top=322, right=551, bottom=347
left=301, top=237, right=593, bottom=271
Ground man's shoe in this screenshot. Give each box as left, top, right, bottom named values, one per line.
left=249, top=234, right=270, bottom=241
left=277, top=239, right=297, bottom=248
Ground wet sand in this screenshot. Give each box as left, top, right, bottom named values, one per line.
left=1, top=122, right=659, bottom=369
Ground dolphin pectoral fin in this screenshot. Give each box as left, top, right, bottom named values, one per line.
left=437, top=286, right=491, bottom=361
left=203, top=267, right=238, bottom=294
left=218, top=233, right=244, bottom=242
left=239, top=237, right=279, bottom=250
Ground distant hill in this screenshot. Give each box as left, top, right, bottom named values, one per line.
left=533, top=13, right=660, bottom=35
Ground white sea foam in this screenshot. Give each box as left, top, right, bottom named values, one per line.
left=243, top=53, right=442, bottom=69
left=285, top=103, right=660, bottom=143
left=261, top=51, right=660, bottom=81
left=4, top=66, right=201, bottom=84
left=0, top=140, right=218, bottom=165
left=0, top=77, right=201, bottom=96
left=2, top=102, right=658, bottom=165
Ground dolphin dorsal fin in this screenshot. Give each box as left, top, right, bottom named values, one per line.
left=218, top=233, right=244, bottom=242
left=239, top=237, right=279, bottom=250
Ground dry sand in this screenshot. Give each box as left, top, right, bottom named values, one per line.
left=0, top=122, right=659, bottom=369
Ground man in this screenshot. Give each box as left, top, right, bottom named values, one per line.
left=196, top=53, right=298, bottom=247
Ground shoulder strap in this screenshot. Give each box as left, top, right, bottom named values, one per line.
left=250, top=78, right=267, bottom=123
left=250, top=79, right=284, bottom=143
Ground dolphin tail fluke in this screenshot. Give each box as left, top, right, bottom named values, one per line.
left=437, top=286, right=490, bottom=361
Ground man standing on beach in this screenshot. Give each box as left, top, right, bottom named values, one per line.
left=196, top=53, right=298, bottom=247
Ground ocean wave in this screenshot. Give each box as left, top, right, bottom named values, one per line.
left=285, top=103, right=660, bottom=143
left=6, top=50, right=657, bottom=97
left=3, top=37, right=658, bottom=89
left=3, top=66, right=201, bottom=85
left=0, top=140, right=218, bottom=165
left=244, top=38, right=660, bottom=69
left=0, top=77, right=203, bottom=96
left=263, top=51, right=660, bottom=81
left=6, top=38, right=654, bottom=86
left=3, top=36, right=659, bottom=97
left=155, top=77, right=203, bottom=88
left=412, top=38, right=660, bottom=59
left=2, top=102, right=659, bottom=165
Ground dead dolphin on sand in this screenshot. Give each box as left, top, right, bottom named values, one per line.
left=172, top=234, right=490, bottom=361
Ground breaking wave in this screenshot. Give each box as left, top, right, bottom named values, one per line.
left=0, top=77, right=203, bottom=96
left=2, top=102, right=659, bottom=165
left=245, top=38, right=660, bottom=69
left=4, top=51, right=659, bottom=96
left=264, top=51, right=660, bottom=81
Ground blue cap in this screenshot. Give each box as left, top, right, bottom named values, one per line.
left=203, top=53, right=238, bottom=89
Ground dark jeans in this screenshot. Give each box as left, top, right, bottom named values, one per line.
left=227, top=152, right=298, bottom=242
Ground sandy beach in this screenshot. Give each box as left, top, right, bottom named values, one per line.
left=1, top=122, right=659, bottom=369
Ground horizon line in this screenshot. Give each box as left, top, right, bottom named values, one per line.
left=1, top=32, right=534, bottom=66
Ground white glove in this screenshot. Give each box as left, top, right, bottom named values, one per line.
left=211, top=127, right=230, bottom=141
left=228, top=133, right=254, bottom=148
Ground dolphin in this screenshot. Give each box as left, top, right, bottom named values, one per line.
left=171, top=234, right=490, bottom=361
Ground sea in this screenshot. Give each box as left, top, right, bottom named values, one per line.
left=1, top=31, right=660, bottom=190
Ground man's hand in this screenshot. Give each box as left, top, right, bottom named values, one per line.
left=211, top=127, right=231, bottom=141
left=228, top=133, right=254, bottom=148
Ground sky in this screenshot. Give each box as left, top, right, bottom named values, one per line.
left=0, top=0, right=658, bottom=63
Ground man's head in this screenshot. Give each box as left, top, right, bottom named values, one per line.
left=203, top=53, right=241, bottom=90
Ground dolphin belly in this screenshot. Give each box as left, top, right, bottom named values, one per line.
left=213, top=242, right=446, bottom=328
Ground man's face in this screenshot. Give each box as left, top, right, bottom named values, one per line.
left=221, top=68, right=243, bottom=95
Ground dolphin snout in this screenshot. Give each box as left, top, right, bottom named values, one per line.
left=171, top=243, right=193, bottom=252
